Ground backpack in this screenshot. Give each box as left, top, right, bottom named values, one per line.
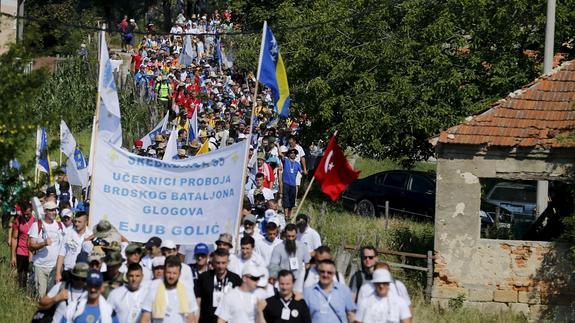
left=37, top=219, right=64, bottom=236
left=31, top=281, right=71, bottom=323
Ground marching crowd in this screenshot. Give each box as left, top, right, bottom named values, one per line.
left=4, top=9, right=413, bottom=323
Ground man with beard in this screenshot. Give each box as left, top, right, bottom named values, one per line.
left=141, top=256, right=199, bottom=322
left=241, top=214, right=263, bottom=242
left=348, top=246, right=377, bottom=302
left=270, top=223, right=310, bottom=293
left=195, top=249, right=242, bottom=323
left=108, top=263, right=149, bottom=323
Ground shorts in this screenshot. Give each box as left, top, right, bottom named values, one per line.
left=296, top=172, right=302, bottom=186
left=282, top=184, right=296, bottom=209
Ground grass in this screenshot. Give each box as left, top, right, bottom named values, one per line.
left=0, top=228, right=38, bottom=322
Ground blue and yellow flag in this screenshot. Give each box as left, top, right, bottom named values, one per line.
left=257, top=22, right=291, bottom=118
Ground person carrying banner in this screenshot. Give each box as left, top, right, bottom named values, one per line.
left=28, top=201, right=66, bottom=297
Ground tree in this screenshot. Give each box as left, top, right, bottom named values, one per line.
left=0, top=47, right=48, bottom=168
left=231, top=0, right=575, bottom=167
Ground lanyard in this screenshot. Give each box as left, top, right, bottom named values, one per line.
left=280, top=297, right=292, bottom=310
left=213, top=274, right=228, bottom=291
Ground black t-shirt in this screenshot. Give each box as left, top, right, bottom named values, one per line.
left=263, top=294, right=312, bottom=323
left=194, top=270, right=241, bottom=323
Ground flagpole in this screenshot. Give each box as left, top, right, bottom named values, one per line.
left=234, top=21, right=267, bottom=245
left=35, top=126, right=39, bottom=185
left=293, top=130, right=338, bottom=218
left=87, top=24, right=106, bottom=227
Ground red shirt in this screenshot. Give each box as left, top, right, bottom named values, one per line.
left=12, top=215, right=35, bottom=256
left=132, top=53, right=142, bottom=71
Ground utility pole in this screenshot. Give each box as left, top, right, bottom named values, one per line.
left=16, top=0, right=25, bottom=43
left=537, top=0, right=556, bottom=217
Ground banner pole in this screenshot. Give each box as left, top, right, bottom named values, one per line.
left=87, top=24, right=105, bottom=227
left=294, top=176, right=315, bottom=218
left=234, top=21, right=267, bottom=246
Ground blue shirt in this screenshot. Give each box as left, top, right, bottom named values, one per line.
left=304, top=282, right=356, bottom=323
left=282, top=157, right=301, bottom=187
left=61, top=304, right=120, bottom=323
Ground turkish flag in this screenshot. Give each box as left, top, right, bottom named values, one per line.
left=315, top=135, right=361, bottom=201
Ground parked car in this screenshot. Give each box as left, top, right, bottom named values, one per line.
left=484, top=182, right=537, bottom=220
left=341, top=170, right=436, bottom=218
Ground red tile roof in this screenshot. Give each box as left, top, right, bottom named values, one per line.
left=438, top=60, right=575, bottom=148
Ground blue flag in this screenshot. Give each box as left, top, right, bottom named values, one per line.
left=36, top=127, right=50, bottom=176
left=257, top=22, right=291, bottom=118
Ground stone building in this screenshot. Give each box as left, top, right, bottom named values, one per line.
left=433, top=60, right=575, bottom=320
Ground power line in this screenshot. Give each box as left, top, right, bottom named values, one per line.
left=0, top=4, right=380, bottom=38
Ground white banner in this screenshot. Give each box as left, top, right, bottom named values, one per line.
left=90, top=139, right=248, bottom=244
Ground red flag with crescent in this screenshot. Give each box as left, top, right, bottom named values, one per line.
left=315, top=135, right=361, bottom=201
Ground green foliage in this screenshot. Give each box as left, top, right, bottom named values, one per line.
left=0, top=47, right=48, bottom=169
left=0, top=229, right=37, bottom=322
left=232, top=0, right=575, bottom=167
left=448, top=293, right=466, bottom=310
left=30, top=57, right=97, bottom=134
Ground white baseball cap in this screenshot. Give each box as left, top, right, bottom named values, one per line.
left=372, top=269, right=392, bottom=283
left=161, top=240, right=177, bottom=250
left=152, top=256, right=166, bottom=268
left=242, top=263, right=266, bottom=278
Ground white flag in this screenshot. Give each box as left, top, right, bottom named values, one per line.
left=163, top=126, right=178, bottom=161
left=60, top=120, right=77, bottom=158
left=141, top=113, right=169, bottom=149
left=179, top=35, right=196, bottom=66
left=97, top=31, right=123, bottom=146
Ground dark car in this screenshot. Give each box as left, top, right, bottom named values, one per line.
left=341, top=170, right=436, bottom=218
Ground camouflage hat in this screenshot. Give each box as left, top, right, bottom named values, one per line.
left=125, top=243, right=144, bottom=255
left=71, top=262, right=89, bottom=278
left=189, top=140, right=200, bottom=149
left=104, top=250, right=124, bottom=266
left=215, top=233, right=233, bottom=247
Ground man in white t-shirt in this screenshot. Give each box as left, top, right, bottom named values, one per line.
left=55, top=211, right=93, bottom=283
left=215, top=264, right=266, bottom=323
left=161, top=240, right=195, bottom=289
left=141, top=256, right=199, bottom=323
left=228, top=236, right=266, bottom=277
left=38, top=262, right=88, bottom=323
left=108, top=263, right=149, bottom=323
left=254, top=220, right=282, bottom=267
left=295, top=214, right=322, bottom=257
left=28, top=201, right=66, bottom=297
left=356, top=269, right=412, bottom=323
left=247, top=173, right=275, bottom=206
left=357, top=262, right=412, bottom=309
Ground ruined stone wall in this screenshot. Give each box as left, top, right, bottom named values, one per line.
left=433, top=145, right=575, bottom=320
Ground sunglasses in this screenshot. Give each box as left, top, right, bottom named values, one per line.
left=246, top=275, right=261, bottom=281
left=363, top=256, right=376, bottom=260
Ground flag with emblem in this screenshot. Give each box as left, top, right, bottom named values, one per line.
left=66, top=147, right=88, bottom=187
left=314, top=135, right=360, bottom=201
left=257, top=21, right=291, bottom=118
left=36, top=127, right=51, bottom=176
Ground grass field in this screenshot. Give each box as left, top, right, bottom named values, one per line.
left=0, top=229, right=38, bottom=322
